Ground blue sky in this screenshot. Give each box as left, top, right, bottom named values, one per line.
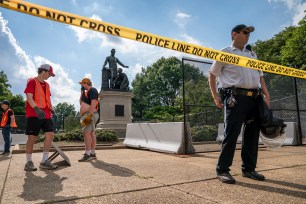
left=0, top=0, right=305, bottom=110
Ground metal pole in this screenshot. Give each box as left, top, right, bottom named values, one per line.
left=62, top=114, right=65, bottom=132
left=182, top=58, right=188, bottom=154
left=293, top=78, right=302, bottom=145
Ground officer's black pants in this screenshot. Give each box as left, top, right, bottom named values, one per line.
left=216, top=94, right=261, bottom=174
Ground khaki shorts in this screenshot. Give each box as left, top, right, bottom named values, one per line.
left=81, top=112, right=99, bottom=132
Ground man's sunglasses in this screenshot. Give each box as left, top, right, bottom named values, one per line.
left=240, top=31, right=250, bottom=35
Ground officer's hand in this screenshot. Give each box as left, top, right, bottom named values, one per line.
left=264, top=97, right=270, bottom=108
left=34, top=107, right=46, bottom=120
left=125, top=66, right=129, bottom=68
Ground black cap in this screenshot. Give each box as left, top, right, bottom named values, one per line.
left=232, top=24, right=255, bottom=33
left=1, top=100, right=10, bottom=106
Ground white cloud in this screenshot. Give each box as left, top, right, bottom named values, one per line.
left=174, top=11, right=191, bottom=28
left=71, top=0, right=77, bottom=6
left=0, top=12, right=80, bottom=110
left=292, top=2, right=306, bottom=25
left=268, top=0, right=306, bottom=25
left=84, top=2, right=113, bottom=15
left=180, top=34, right=203, bottom=47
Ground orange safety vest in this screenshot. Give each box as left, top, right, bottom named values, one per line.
left=1, top=108, right=17, bottom=128
left=33, top=77, right=52, bottom=109
left=85, top=88, right=99, bottom=110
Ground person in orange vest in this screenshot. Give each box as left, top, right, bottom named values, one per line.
left=23, top=64, right=58, bottom=171
left=78, top=78, right=99, bottom=162
left=0, top=100, right=17, bottom=155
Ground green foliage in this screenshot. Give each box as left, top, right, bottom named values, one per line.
left=177, top=77, right=214, bottom=110
left=35, top=128, right=117, bottom=143
left=36, top=135, right=45, bottom=143
left=0, top=71, right=12, bottom=97
left=95, top=129, right=117, bottom=142
left=63, top=116, right=81, bottom=132
left=281, top=17, right=306, bottom=70
left=53, top=102, right=78, bottom=131
left=8, top=94, right=26, bottom=115
left=36, top=129, right=82, bottom=143
left=144, top=106, right=183, bottom=121
left=252, top=15, right=306, bottom=99
left=191, top=125, right=217, bottom=142
left=253, top=16, right=305, bottom=69
left=252, top=26, right=295, bottom=65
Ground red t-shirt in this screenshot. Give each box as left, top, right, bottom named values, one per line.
left=24, top=78, right=52, bottom=119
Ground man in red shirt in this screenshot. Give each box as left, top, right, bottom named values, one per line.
left=24, top=64, right=58, bottom=171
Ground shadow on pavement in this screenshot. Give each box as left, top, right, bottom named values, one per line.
left=0, top=155, right=11, bottom=161
left=18, top=171, right=78, bottom=203
left=265, top=179, right=306, bottom=191
left=90, top=159, right=136, bottom=177
left=236, top=181, right=306, bottom=200
left=53, top=160, right=72, bottom=170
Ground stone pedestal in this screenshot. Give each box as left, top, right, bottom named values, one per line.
left=97, top=90, right=133, bottom=138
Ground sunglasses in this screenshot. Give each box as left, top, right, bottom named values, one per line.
left=240, top=31, right=250, bottom=35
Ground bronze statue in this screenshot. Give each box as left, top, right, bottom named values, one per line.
left=112, top=68, right=129, bottom=91
left=102, top=49, right=128, bottom=89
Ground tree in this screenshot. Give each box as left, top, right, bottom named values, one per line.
left=0, top=71, right=25, bottom=115
left=281, top=16, right=306, bottom=70
left=131, top=67, right=150, bottom=119
left=0, top=71, right=13, bottom=99
left=253, top=16, right=305, bottom=100
left=131, top=56, right=209, bottom=120
left=252, top=26, right=295, bottom=65
left=53, top=102, right=78, bottom=131
left=143, top=105, right=182, bottom=121
left=252, top=14, right=306, bottom=107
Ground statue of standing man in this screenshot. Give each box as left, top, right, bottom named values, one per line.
left=102, top=48, right=128, bottom=89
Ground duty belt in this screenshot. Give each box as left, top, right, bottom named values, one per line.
left=221, top=87, right=261, bottom=98
left=234, top=88, right=261, bottom=98
left=233, top=87, right=261, bottom=98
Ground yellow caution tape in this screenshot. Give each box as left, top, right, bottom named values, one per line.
left=1, top=0, right=305, bottom=79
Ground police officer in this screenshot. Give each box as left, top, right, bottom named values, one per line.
left=208, top=24, right=270, bottom=184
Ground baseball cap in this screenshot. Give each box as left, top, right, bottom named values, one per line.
left=79, top=78, right=92, bottom=84
left=1, top=100, right=10, bottom=106
left=231, top=24, right=255, bottom=33
left=39, top=64, right=55, bottom=77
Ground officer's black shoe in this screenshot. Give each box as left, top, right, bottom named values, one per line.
left=242, top=171, right=265, bottom=181
left=217, top=172, right=236, bottom=184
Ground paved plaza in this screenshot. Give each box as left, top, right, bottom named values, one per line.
left=0, top=145, right=305, bottom=203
